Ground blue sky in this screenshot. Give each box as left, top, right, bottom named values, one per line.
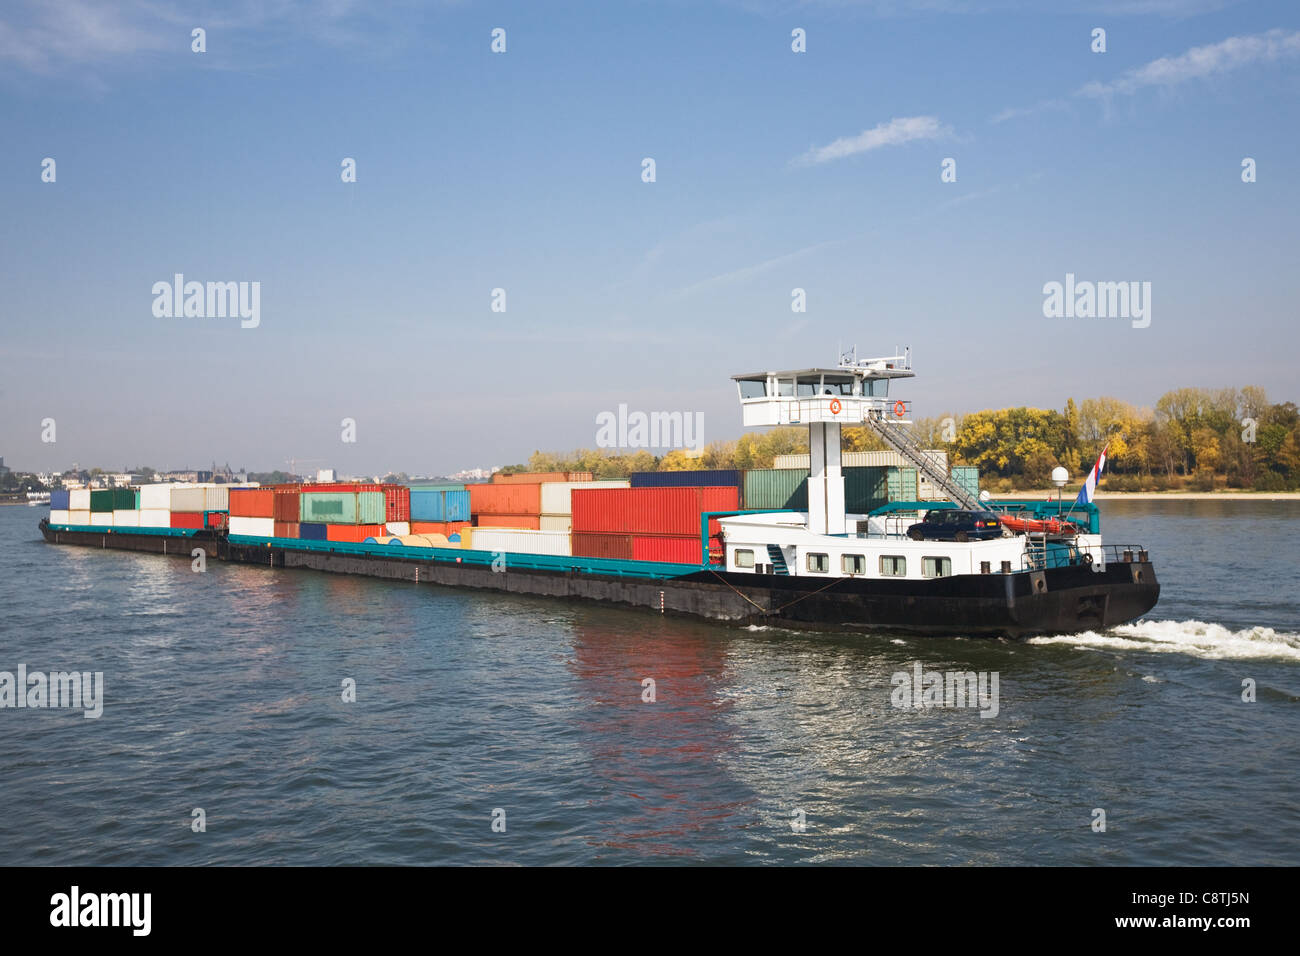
left=2, top=0, right=1298, bottom=476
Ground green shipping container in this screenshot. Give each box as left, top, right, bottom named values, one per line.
left=90, top=488, right=137, bottom=512
left=298, top=491, right=386, bottom=524
left=952, top=465, right=979, bottom=500
left=887, top=466, right=919, bottom=502
left=743, top=469, right=808, bottom=510
left=844, top=466, right=889, bottom=513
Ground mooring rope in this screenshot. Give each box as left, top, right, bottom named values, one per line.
left=707, top=569, right=850, bottom=616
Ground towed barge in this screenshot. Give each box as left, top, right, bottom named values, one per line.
left=38, top=350, right=1159, bottom=637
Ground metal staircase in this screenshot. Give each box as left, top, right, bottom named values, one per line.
left=766, top=544, right=790, bottom=575
left=862, top=411, right=982, bottom=510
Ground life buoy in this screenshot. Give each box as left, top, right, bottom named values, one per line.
left=893, top=401, right=906, bottom=418
left=1082, top=552, right=1094, bottom=565
left=829, top=398, right=842, bottom=414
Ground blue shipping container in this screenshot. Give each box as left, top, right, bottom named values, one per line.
left=299, top=523, right=328, bottom=541
left=629, top=470, right=741, bottom=488
left=410, top=488, right=471, bottom=522
left=50, top=489, right=70, bottom=509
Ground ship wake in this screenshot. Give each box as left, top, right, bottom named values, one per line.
left=1028, top=619, right=1300, bottom=662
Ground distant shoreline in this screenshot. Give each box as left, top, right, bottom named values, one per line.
left=993, top=491, right=1300, bottom=501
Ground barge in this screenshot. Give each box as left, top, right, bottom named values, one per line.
left=39, top=350, right=1160, bottom=637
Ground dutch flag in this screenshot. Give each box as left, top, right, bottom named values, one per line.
left=1076, top=442, right=1110, bottom=505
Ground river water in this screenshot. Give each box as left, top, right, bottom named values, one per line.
left=1, top=500, right=1296, bottom=865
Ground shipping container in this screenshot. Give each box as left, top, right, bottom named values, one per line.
left=492, top=471, right=592, bottom=484
left=743, top=469, right=808, bottom=510
left=69, top=489, right=91, bottom=511
left=845, top=466, right=890, bottom=513
left=308, top=483, right=409, bottom=522
left=773, top=451, right=950, bottom=471
left=112, top=509, right=139, bottom=527
left=386, top=521, right=411, bottom=536
left=229, top=488, right=275, bottom=518
left=325, top=523, right=387, bottom=543
left=138, top=509, right=171, bottom=528
left=411, top=520, right=471, bottom=537
left=539, top=514, right=572, bottom=533
left=170, top=512, right=204, bottom=529
left=272, top=486, right=301, bottom=522
left=406, top=482, right=466, bottom=492
left=299, top=491, right=386, bottom=524
left=299, top=523, right=328, bottom=541
left=474, top=513, right=542, bottom=530
left=465, top=528, right=571, bottom=556
left=539, top=479, right=629, bottom=515
left=628, top=470, right=741, bottom=488
left=571, top=486, right=739, bottom=536
left=410, top=488, right=471, bottom=522
left=274, top=521, right=299, bottom=539
left=68, top=510, right=91, bottom=525
left=90, top=512, right=113, bottom=526
left=138, top=484, right=174, bottom=510
left=571, top=532, right=634, bottom=560
left=631, top=534, right=721, bottom=565
left=49, top=509, right=70, bottom=524
left=469, top=482, right=542, bottom=515
left=952, top=465, right=979, bottom=500
left=169, top=487, right=208, bottom=513
left=205, top=512, right=228, bottom=530
left=90, top=489, right=135, bottom=512
left=50, top=490, right=70, bottom=510
left=229, top=516, right=275, bottom=537
left=888, top=467, right=919, bottom=502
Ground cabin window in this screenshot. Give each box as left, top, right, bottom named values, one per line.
left=796, top=381, right=817, bottom=397
left=738, top=380, right=767, bottom=400
left=806, top=552, right=829, bottom=573
left=734, top=549, right=755, bottom=569
left=880, top=555, right=906, bottom=576
left=842, top=554, right=866, bottom=575
left=777, top=379, right=795, bottom=397
left=922, top=556, right=952, bottom=578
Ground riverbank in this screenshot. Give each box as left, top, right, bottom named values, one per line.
left=993, top=491, right=1300, bottom=501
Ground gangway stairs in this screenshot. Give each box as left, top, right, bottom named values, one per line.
left=863, top=410, right=983, bottom=511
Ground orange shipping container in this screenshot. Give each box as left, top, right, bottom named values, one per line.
left=325, top=524, right=387, bottom=543
left=411, top=521, right=471, bottom=537
left=274, top=521, right=299, bottom=539
left=492, top=471, right=593, bottom=484
left=474, top=514, right=542, bottom=529
left=229, top=488, right=275, bottom=518
left=469, top=482, right=542, bottom=515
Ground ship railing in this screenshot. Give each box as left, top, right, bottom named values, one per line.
left=1019, top=542, right=1150, bottom=571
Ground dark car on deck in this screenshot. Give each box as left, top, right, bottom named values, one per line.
left=906, top=509, right=1003, bottom=542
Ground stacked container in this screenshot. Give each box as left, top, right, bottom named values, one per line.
left=492, top=471, right=592, bottom=484
left=629, top=470, right=741, bottom=489
left=571, top=486, right=738, bottom=564
left=228, top=488, right=276, bottom=537
left=538, top=479, right=629, bottom=533
left=468, top=482, right=544, bottom=529
left=461, top=528, right=571, bottom=556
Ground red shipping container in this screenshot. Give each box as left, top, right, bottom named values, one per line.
left=411, top=521, right=471, bottom=536
left=474, top=513, right=542, bottom=529
left=469, top=482, right=542, bottom=515
left=325, top=523, right=387, bottom=543
left=205, top=512, right=229, bottom=530
left=170, top=512, right=204, bottom=529
left=571, top=532, right=634, bottom=560
left=631, top=534, right=725, bottom=565
left=273, top=521, right=299, bottom=538
left=572, top=486, right=738, bottom=536
left=492, top=471, right=592, bottom=484
left=272, top=485, right=302, bottom=522
left=229, top=488, right=275, bottom=518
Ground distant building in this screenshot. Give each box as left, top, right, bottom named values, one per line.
left=0, top=457, right=8, bottom=476
left=316, top=468, right=336, bottom=483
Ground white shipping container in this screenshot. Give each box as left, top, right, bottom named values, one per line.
left=386, top=521, right=411, bottom=536
left=538, top=479, right=630, bottom=515
left=228, top=516, right=275, bottom=537
left=69, top=489, right=91, bottom=510
left=169, top=486, right=208, bottom=512
left=138, top=509, right=171, bottom=528
left=113, top=509, right=140, bottom=527
left=773, top=450, right=949, bottom=471
left=49, top=510, right=70, bottom=524
left=139, top=483, right=177, bottom=509
left=466, top=528, right=571, bottom=556
left=90, top=512, right=113, bottom=526
left=68, top=510, right=91, bottom=525
left=539, top=514, right=573, bottom=533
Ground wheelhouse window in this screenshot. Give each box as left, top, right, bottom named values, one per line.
left=806, top=552, right=829, bottom=573
left=922, top=556, right=952, bottom=578
left=734, top=549, right=755, bottom=569
left=738, top=380, right=767, bottom=400
left=880, top=555, right=906, bottom=577
left=842, top=554, right=866, bottom=576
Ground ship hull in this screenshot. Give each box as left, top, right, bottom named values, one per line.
left=39, top=521, right=1158, bottom=638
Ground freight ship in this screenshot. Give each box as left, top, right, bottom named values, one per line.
left=39, top=350, right=1159, bottom=637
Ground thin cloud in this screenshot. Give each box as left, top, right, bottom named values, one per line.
left=670, top=238, right=849, bottom=299
left=991, top=98, right=1067, bottom=124
left=1080, top=27, right=1300, bottom=98
left=793, top=116, right=950, bottom=166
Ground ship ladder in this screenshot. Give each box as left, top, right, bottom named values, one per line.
left=863, top=411, right=982, bottom=510
left=766, top=544, right=791, bottom=575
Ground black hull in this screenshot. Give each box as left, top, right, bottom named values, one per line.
left=39, top=521, right=1159, bottom=638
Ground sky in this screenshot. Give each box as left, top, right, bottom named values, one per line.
left=1, top=0, right=1297, bottom=477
